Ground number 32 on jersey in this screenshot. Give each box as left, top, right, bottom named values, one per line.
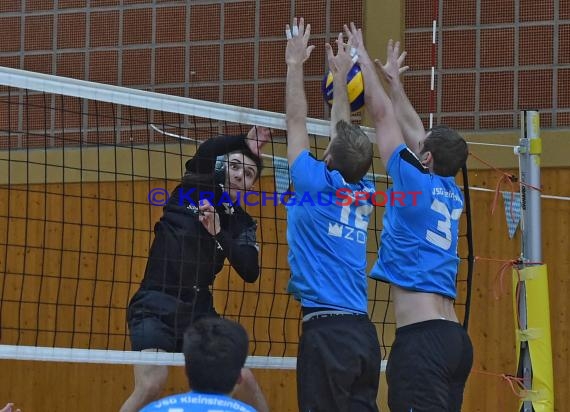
left=426, top=199, right=462, bottom=251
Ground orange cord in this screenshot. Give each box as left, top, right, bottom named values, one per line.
left=474, top=256, right=543, bottom=329
left=472, top=369, right=527, bottom=398
left=468, top=151, right=542, bottom=222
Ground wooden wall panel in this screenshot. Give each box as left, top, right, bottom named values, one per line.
left=461, top=168, right=569, bottom=412
left=1, top=169, right=569, bottom=411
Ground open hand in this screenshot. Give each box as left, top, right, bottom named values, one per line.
left=285, top=17, right=315, bottom=66
left=344, top=22, right=369, bottom=63
left=325, top=32, right=353, bottom=78
left=375, top=39, right=409, bottom=84
left=245, top=126, right=271, bottom=157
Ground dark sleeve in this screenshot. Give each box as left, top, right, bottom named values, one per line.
left=185, top=134, right=248, bottom=174
left=387, top=144, right=430, bottom=197
left=214, top=224, right=260, bottom=283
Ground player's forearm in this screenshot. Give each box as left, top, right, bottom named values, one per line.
left=215, top=230, right=260, bottom=283
left=387, top=80, right=426, bottom=155
left=359, top=53, right=403, bottom=163
left=286, top=63, right=310, bottom=158
left=286, top=64, right=308, bottom=125
left=360, top=56, right=392, bottom=130
left=185, top=134, right=248, bottom=174
left=233, top=368, right=269, bottom=412
left=330, top=69, right=351, bottom=137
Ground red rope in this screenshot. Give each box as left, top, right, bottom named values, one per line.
left=474, top=256, right=520, bottom=300
left=472, top=369, right=527, bottom=398
left=468, top=151, right=542, bottom=228
left=468, top=151, right=518, bottom=216
left=474, top=256, right=543, bottom=329
left=468, top=151, right=542, bottom=193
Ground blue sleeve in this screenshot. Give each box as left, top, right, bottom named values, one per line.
left=290, top=150, right=330, bottom=192
left=386, top=144, right=430, bottom=204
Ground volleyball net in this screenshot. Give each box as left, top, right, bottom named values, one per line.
left=0, top=67, right=473, bottom=369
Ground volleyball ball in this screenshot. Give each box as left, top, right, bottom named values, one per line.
left=322, top=63, right=365, bottom=112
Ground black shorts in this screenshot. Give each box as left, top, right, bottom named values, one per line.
left=127, top=289, right=219, bottom=352
left=386, top=319, right=473, bottom=412
left=297, top=314, right=381, bottom=412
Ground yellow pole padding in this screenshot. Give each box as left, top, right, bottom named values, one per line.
left=513, top=265, right=554, bottom=412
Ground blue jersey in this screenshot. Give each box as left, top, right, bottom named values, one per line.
left=140, top=391, right=256, bottom=412
left=370, top=144, right=463, bottom=299
left=286, top=150, right=375, bottom=313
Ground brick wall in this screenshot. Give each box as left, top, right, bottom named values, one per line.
left=3, top=0, right=567, bottom=146
left=0, top=1, right=363, bottom=150
left=405, top=0, right=570, bottom=130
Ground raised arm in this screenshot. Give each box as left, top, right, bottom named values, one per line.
left=285, top=17, right=315, bottom=165
left=185, top=134, right=248, bottom=175
left=325, top=32, right=353, bottom=140
left=185, top=126, right=271, bottom=175
left=345, top=23, right=404, bottom=167
left=376, top=40, right=426, bottom=157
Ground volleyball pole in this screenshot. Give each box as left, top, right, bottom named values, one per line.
left=515, top=111, right=554, bottom=412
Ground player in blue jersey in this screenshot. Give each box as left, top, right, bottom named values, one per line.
left=140, top=317, right=268, bottom=412
left=285, top=18, right=384, bottom=411
left=346, top=24, right=473, bottom=412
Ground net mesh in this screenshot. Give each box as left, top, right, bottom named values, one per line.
left=0, top=67, right=472, bottom=368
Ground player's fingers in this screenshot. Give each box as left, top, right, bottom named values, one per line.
left=343, top=24, right=351, bottom=39
left=303, top=23, right=311, bottom=43
left=393, top=40, right=401, bottom=55
left=325, top=43, right=334, bottom=61
left=199, top=200, right=214, bottom=210
left=335, top=32, right=344, bottom=52
left=397, top=50, right=407, bottom=66
left=350, top=22, right=357, bottom=36
left=386, top=39, right=394, bottom=57
left=306, top=44, right=316, bottom=58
